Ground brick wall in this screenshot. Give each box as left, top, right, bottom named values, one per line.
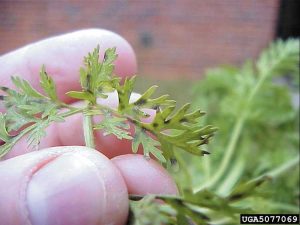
left=0, top=0, right=279, bottom=79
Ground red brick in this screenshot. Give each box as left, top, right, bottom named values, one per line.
left=0, top=0, right=279, bottom=79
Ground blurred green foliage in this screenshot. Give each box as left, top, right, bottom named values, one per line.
left=130, top=39, right=299, bottom=224
left=187, top=39, right=299, bottom=221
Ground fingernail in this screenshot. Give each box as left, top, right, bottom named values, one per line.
left=26, top=151, right=128, bottom=225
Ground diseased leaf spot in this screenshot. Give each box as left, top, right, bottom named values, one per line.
left=170, top=158, right=177, bottom=165
left=86, top=74, right=92, bottom=91
left=179, top=118, right=188, bottom=123
left=0, top=87, right=9, bottom=92
left=229, top=193, right=244, bottom=201
left=164, top=119, right=170, bottom=124
left=200, top=214, right=210, bottom=221
left=201, top=150, right=210, bottom=155
left=134, top=98, right=147, bottom=106
left=130, top=119, right=138, bottom=125
left=255, top=179, right=266, bottom=187
left=152, top=105, right=159, bottom=110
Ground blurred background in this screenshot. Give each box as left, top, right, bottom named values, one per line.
left=0, top=0, right=299, bottom=79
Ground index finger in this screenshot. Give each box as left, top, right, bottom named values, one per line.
left=0, top=29, right=137, bottom=103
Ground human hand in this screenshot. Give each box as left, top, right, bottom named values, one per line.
left=0, top=29, right=178, bottom=225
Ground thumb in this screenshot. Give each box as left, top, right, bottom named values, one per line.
left=0, top=146, right=128, bottom=225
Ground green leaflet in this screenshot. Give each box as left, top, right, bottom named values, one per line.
left=39, top=65, right=58, bottom=101
left=66, top=90, right=96, bottom=103
left=5, top=109, right=37, bottom=132
left=129, top=196, right=172, bottom=225
left=0, top=86, right=34, bottom=108
left=115, top=78, right=216, bottom=162
left=94, top=112, right=132, bottom=140
left=12, top=68, right=59, bottom=102
left=0, top=106, right=64, bottom=155
left=116, top=76, right=137, bottom=113
left=11, top=76, right=44, bottom=98
left=27, top=110, right=65, bottom=147
left=139, top=104, right=217, bottom=161
left=133, top=85, right=176, bottom=109
left=67, top=47, right=119, bottom=103
left=132, top=126, right=166, bottom=163
left=0, top=123, right=36, bottom=158
left=116, top=77, right=175, bottom=118
left=227, top=177, right=268, bottom=202
left=0, top=142, right=14, bottom=158
left=0, top=113, right=10, bottom=142
left=0, top=70, right=63, bottom=156
left=98, top=47, right=117, bottom=81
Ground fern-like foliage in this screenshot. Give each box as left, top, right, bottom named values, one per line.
left=0, top=38, right=299, bottom=225
left=0, top=45, right=216, bottom=164
left=0, top=66, right=65, bottom=157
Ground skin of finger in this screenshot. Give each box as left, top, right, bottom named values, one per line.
left=0, top=146, right=128, bottom=225
left=4, top=92, right=156, bottom=160
left=0, top=29, right=137, bottom=103
left=112, top=154, right=178, bottom=195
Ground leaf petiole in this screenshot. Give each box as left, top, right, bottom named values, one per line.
left=83, top=104, right=96, bottom=149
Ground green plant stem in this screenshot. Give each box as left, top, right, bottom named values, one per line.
left=0, top=124, right=36, bottom=158
left=194, top=43, right=299, bottom=192
left=195, top=115, right=246, bottom=191
left=94, top=104, right=156, bottom=136
left=129, top=194, right=180, bottom=201
left=217, top=155, right=245, bottom=196
left=252, top=156, right=299, bottom=182
left=59, top=108, right=84, bottom=118
left=83, top=105, right=95, bottom=149
left=194, top=72, right=269, bottom=192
